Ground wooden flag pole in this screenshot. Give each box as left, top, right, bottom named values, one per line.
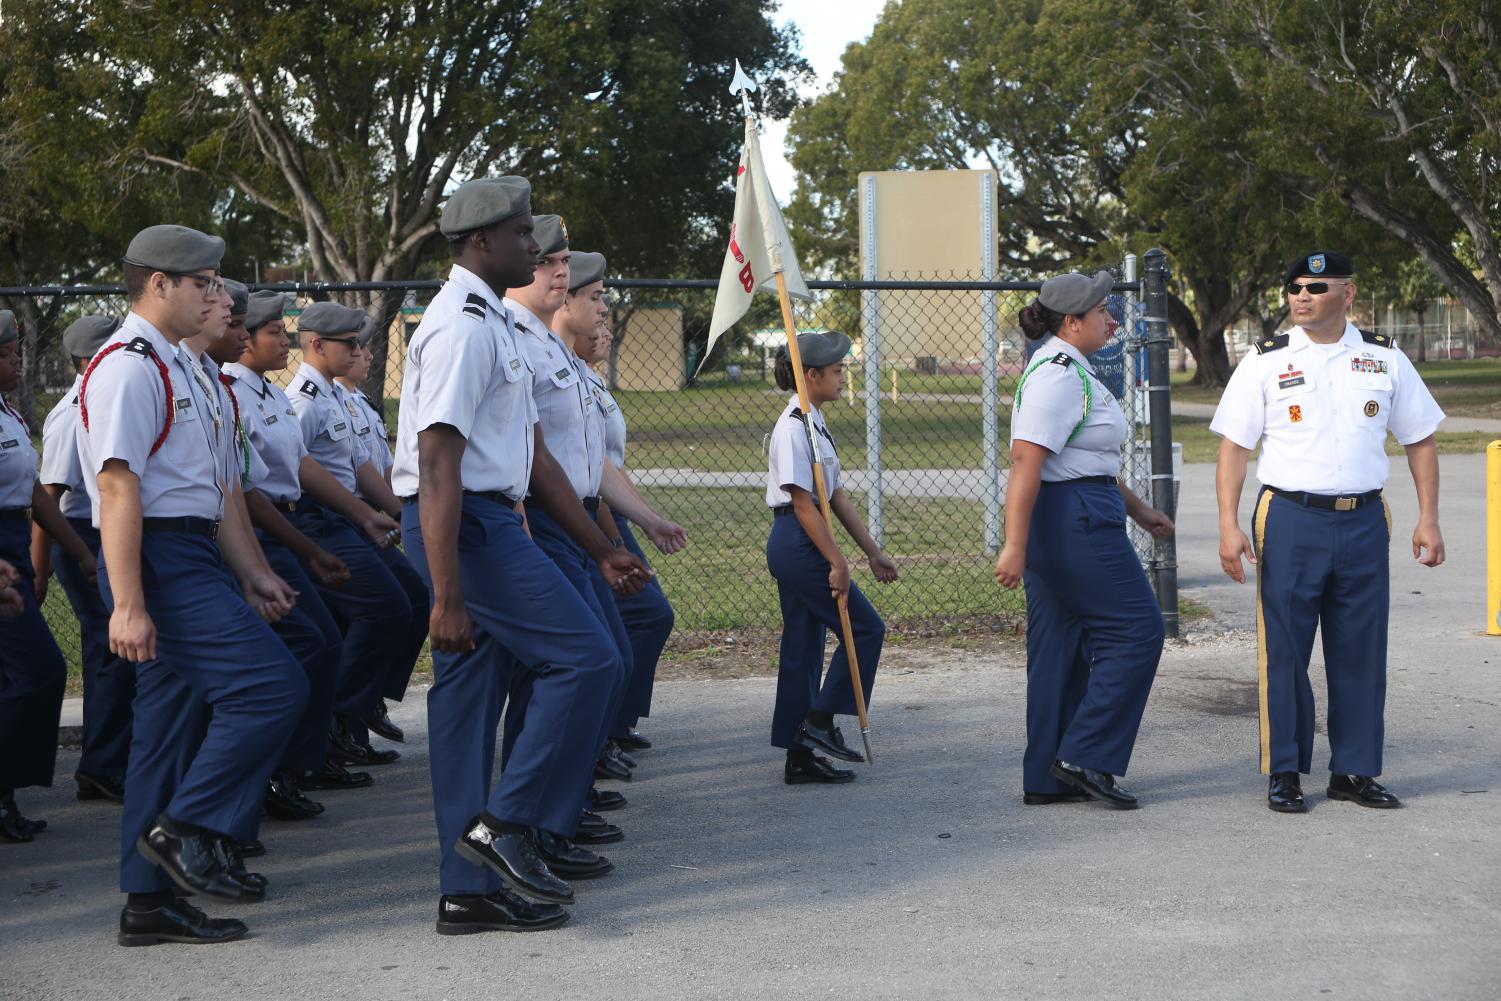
left=774, top=270, right=874, bottom=764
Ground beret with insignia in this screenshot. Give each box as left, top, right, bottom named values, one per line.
left=1285, top=250, right=1354, bottom=284
left=532, top=214, right=569, bottom=258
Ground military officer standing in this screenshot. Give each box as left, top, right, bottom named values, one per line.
left=1213, top=250, right=1446, bottom=813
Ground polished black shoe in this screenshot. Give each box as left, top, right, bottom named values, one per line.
left=76, top=771, right=126, bottom=803
left=793, top=720, right=864, bottom=763
left=1022, top=790, right=1092, bottom=805
left=587, top=786, right=627, bottom=812
left=234, top=840, right=266, bottom=859
left=136, top=817, right=265, bottom=903
left=215, top=838, right=269, bottom=894
left=613, top=727, right=652, bottom=751
left=299, top=760, right=374, bottom=791
left=328, top=717, right=400, bottom=766
left=435, top=890, right=570, bottom=935
left=594, top=752, right=631, bottom=782
left=536, top=831, right=614, bottom=880
left=264, top=773, right=325, bottom=821
left=784, top=751, right=856, bottom=785
left=454, top=816, right=573, bottom=905
left=1327, top=774, right=1402, bottom=809
left=1049, top=760, right=1138, bottom=810
left=118, top=898, right=248, bottom=947
left=363, top=699, right=405, bottom=744
left=574, top=810, right=624, bottom=845
left=1268, top=772, right=1308, bottom=813
left=1, top=794, right=35, bottom=843
left=610, top=742, right=638, bottom=770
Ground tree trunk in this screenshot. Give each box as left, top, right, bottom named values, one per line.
left=1414, top=306, right=1427, bottom=363
left=1166, top=292, right=1233, bottom=387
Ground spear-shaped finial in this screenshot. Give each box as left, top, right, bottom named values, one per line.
left=729, top=58, right=758, bottom=119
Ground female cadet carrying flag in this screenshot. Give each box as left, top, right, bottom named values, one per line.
left=765, top=331, right=897, bottom=785
left=994, top=271, right=1173, bottom=810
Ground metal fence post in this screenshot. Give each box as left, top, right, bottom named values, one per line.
left=859, top=175, right=884, bottom=546
left=1142, top=249, right=1180, bottom=638
left=978, top=176, right=1001, bottom=553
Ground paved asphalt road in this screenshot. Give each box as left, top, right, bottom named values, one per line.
left=2, top=455, right=1498, bottom=1000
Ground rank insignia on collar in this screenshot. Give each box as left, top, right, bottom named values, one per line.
left=299, top=381, right=319, bottom=397
left=1309, top=254, right=1326, bottom=274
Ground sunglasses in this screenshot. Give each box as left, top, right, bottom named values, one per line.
left=1284, top=281, right=1347, bottom=296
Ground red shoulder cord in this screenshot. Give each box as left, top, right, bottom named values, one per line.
left=80, top=341, right=175, bottom=456
left=219, top=374, right=252, bottom=481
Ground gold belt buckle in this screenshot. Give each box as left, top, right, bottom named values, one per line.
left=1334, top=496, right=1357, bottom=512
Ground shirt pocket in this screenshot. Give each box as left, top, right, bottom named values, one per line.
left=325, top=418, right=349, bottom=442
left=547, top=364, right=580, bottom=392
left=1268, top=376, right=1318, bottom=430
left=497, top=335, right=527, bottom=384
left=172, top=396, right=199, bottom=424
left=1347, top=372, right=1393, bottom=427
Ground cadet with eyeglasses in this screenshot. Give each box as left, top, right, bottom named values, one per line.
left=1213, top=250, right=1445, bottom=813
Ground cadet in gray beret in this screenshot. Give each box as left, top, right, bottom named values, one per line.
left=531, top=214, right=569, bottom=259
left=122, top=224, right=225, bottom=275
left=0, top=310, right=16, bottom=346
left=245, top=291, right=289, bottom=332
left=223, top=279, right=249, bottom=317
left=296, top=301, right=365, bottom=338
left=1037, top=270, right=1114, bottom=317
left=63, top=316, right=121, bottom=361
left=566, top=251, right=606, bottom=292
left=439, top=176, right=532, bottom=238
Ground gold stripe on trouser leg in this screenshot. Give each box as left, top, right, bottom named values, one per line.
left=1253, top=490, right=1275, bottom=774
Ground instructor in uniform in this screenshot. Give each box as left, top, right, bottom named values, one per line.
left=1213, top=250, right=1445, bottom=813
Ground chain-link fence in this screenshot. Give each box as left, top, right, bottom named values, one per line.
left=2, top=260, right=1171, bottom=671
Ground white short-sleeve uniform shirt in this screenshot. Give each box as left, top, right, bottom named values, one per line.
left=289, top=363, right=371, bottom=495
left=1210, top=322, right=1445, bottom=494
left=391, top=266, right=538, bottom=500
left=40, top=375, right=90, bottom=519
left=584, top=367, right=627, bottom=468
left=506, top=298, right=604, bottom=501
left=221, top=363, right=308, bottom=504
left=0, top=396, right=38, bottom=508
left=766, top=396, right=842, bottom=508
left=1010, top=335, right=1128, bottom=481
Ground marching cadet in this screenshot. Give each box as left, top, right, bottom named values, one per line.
left=0, top=311, right=98, bottom=842
left=560, top=252, right=683, bottom=751
left=1213, top=250, right=1445, bottom=813
left=996, top=271, right=1172, bottom=810
left=80, top=225, right=307, bottom=945
left=332, top=318, right=423, bottom=742
left=32, top=315, right=135, bottom=806
left=395, top=176, right=649, bottom=933
left=209, top=282, right=357, bottom=822
left=503, top=217, right=639, bottom=814
left=286, top=301, right=427, bottom=762
left=764, top=331, right=896, bottom=785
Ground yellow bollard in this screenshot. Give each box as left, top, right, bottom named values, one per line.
left=890, top=363, right=899, bottom=403
left=1489, top=441, right=1501, bottom=635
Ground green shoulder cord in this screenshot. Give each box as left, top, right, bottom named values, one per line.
left=1014, top=351, right=1094, bottom=444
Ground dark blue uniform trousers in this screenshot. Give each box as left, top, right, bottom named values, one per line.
left=373, top=541, right=429, bottom=705
left=1022, top=480, right=1164, bottom=794
left=765, top=511, right=884, bottom=749
left=54, top=520, right=134, bottom=781
left=0, top=519, right=68, bottom=794
left=289, top=502, right=413, bottom=745
left=1252, top=488, right=1390, bottom=776
left=101, top=531, right=307, bottom=893
left=501, top=505, right=631, bottom=770
left=258, top=533, right=342, bottom=773
left=401, top=496, right=620, bottom=895
left=609, top=512, right=674, bottom=734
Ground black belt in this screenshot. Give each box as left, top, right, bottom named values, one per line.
left=0, top=507, right=31, bottom=522
left=1052, top=475, right=1117, bottom=486
left=270, top=500, right=301, bottom=514
left=1267, top=486, right=1382, bottom=512
left=772, top=506, right=793, bottom=518
left=399, top=490, right=520, bottom=507
left=583, top=496, right=600, bottom=515
left=142, top=516, right=220, bottom=538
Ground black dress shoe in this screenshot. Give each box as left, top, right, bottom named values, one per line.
left=135, top=817, right=265, bottom=903
left=454, top=816, right=573, bottom=905
left=299, top=760, right=374, bottom=791
left=1049, top=760, right=1138, bottom=810
left=587, top=786, right=627, bottom=812
left=264, top=773, right=325, bottom=820
left=363, top=699, right=405, bottom=744
left=435, top=890, right=570, bottom=935
left=118, top=898, right=248, bottom=947
left=594, top=752, right=631, bottom=782
left=793, top=720, right=864, bottom=763
left=574, top=810, right=624, bottom=845
left=328, top=718, right=400, bottom=766
left=76, top=771, right=126, bottom=803
left=784, top=751, right=856, bottom=785
left=608, top=741, right=638, bottom=769
left=215, top=838, right=269, bottom=894
left=1268, top=772, right=1308, bottom=813
left=613, top=728, right=652, bottom=751
left=235, top=840, right=266, bottom=859
left=1327, top=774, right=1402, bottom=809
left=0, top=794, right=34, bottom=843
left=536, top=831, right=614, bottom=880
left=1023, top=790, right=1092, bottom=805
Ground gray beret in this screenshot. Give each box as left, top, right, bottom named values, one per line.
left=440, top=176, right=532, bottom=237
left=532, top=214, right=569, bottom=258
left=0, top=310, right=15, bottom=346
left=63, top=316, right=120, bottom=359
left=1038, top=270, right=1114, bottom=316
left=567, top=251, right=606, bottom=291
left=245, top=291, right=289, bottom=331
left=223, top=278, right=249, bottom=315
left=123, top=224, right=224, bottom=273
left=788, top=330, right=852, bottom=369
left=356, top=314, right=379, bottom=346
left=297, top=301, right=365, bottom=338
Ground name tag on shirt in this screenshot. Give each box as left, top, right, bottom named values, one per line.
left=0, top=438, right=18, bottom=449
left=174, top=397, right=196, bottom=421
left=265, top=415, right=278, bottom=425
